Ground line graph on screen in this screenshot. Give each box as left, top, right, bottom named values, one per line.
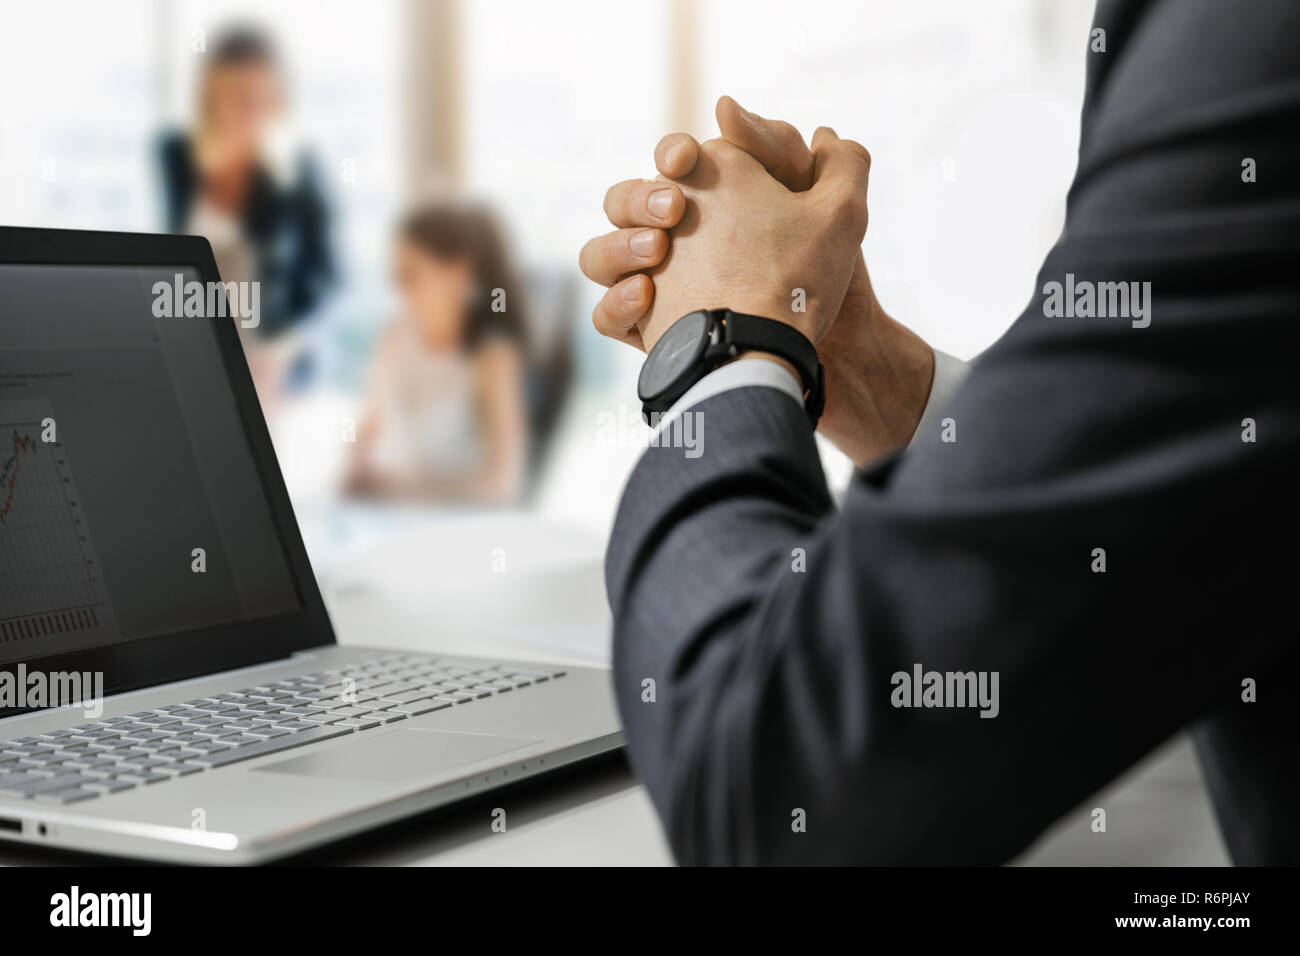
left=0, top=398, right=113, bottom=646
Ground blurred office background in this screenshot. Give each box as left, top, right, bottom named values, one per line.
left=0, top=0, right=1098, bottom=542
left=0, top=0, right=1230, bottom=865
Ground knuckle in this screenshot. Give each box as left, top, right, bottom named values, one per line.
left=828, top=188, right=868, bottom=232
left=773, top=120, right=802, bottom=147
left=621, top=183, right=643, bottom=223
left=701, top=137, right=744, bottom=169
left=787, top=150, right=816, bottom=182
left=843, top=139, right=872, bottom=171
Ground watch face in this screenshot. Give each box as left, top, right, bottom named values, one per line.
left=638, top=310, right=710, bottom=402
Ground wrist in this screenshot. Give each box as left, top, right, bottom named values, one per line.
left=819, top=300, right=934, bottom=467
left=638, top=309, right=824, bottom=425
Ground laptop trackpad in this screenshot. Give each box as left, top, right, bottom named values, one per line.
left=254, top=729, right=539, bottom=783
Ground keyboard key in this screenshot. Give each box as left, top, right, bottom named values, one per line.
left=62, top=757, right=119, bottom=772
left=438, top=693, right=476, bottom=704
left=176, top=716, right=226, bottom=728
left=367, top=681, right=421, bottom=695
left=155, top=764, right=202, bottom=777
left=333, top=717, right=381, bottom=730
left=0, top=772, right=97, bottom=797
left=69, top=729, right=120, bottom=741
left=241, top=702, right=285, bottom=713
left=113, top=770, right=170, bottom=785
left=243, top=726, right=290, bottom=739
left=35, top=729, right=79, bottom=741
left=3, top=745, right=55, bottom=757
left=135, top=739, right=186, bottom=753
left=190, top=703, right=240, bottom=715
left=223, top=718, right=270, bottom=731
left=115, top=758, right=170, bottom=772
left=17, top=756, right=70, bottom=770
left=323, top=705, right=369, bottom=717
left=178, top=741, right=232, bottom=755
left=119, top=731, right=170, bottom=743
left=137, top=715, right=183, bottom=727
left=299, top=713, right=344, bottom=724
left=272, top=720, right=318, bottom=732
left=387, top=701, right=452, bottom=716
left=0, top=773, right=49, bottom=795
left=110, top=722, right=155, bottom=734
left=375, top=689, right=436, bottom=705
left=18, top=765, right=62, bottom=777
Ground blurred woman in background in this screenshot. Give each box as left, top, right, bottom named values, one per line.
left=344, top=202, right=529, bottom=505
left=158, top=25, right=334, bottom=410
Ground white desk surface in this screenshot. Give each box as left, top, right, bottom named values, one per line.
left=318, top=512, right=1231, bottom=867
left=2, top=511, right=1228, bottom=866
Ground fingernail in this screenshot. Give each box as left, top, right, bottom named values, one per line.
left=738, top=105, right=757, bottom=123
left=622, top=278, right=644, bottom=301
left=647, top=188, right=674, bottom=220
left=629, top=229, right=657, bottom=258
left=664, top=142, right=684, bottom=168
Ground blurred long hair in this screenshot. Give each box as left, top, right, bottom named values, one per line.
left=398, top=202, right=529, bottom=352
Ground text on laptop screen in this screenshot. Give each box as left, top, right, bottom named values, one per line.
left=0, top=264, right=300, bottom=663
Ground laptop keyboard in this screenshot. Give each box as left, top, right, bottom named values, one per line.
left=0, top=654, right=565, bottom=806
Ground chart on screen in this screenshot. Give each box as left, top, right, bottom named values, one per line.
left=0, top=398, right=115, bottom=652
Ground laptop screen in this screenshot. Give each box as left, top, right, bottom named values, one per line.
left=0, top=263, right=300, bottom=666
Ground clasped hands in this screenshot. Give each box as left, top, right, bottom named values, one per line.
left=580, top=96, right=935, bottom=466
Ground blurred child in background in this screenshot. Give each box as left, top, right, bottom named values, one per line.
left=345, top=202, right=529, bottom=505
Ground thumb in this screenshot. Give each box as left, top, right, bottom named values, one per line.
left=716, top=95, right=815, bottom=192
left=810, top=126, right=871, bottom=220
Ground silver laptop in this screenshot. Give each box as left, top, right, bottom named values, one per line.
left=0, top=226, right=622, bottom=864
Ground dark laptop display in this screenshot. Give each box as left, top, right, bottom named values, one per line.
left=0, top=229, right=334, bottom=717
left=0, top=263, right=299, bottom=665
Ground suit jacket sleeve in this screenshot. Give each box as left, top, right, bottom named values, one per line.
left=605, top=0, right=1300, bottom=865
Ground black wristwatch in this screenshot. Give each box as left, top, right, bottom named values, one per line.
left=637, top=308, right=825, bottom=425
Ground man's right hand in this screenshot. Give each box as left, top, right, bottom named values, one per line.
left=580, top=96, right=936, bottom=466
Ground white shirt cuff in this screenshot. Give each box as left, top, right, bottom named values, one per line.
left=906, top=348, right=970, bottom=452
left=653, top=347, right=971, bottom=451
left=653, top=356, right=805, bottom=438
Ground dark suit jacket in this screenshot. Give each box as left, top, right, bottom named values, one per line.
left=605, top=0, right=1300, bottom=865
left=158, top=132, right=335, bottom=339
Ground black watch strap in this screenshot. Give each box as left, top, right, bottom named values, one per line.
left=718, top=310, right=825, bottom=424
